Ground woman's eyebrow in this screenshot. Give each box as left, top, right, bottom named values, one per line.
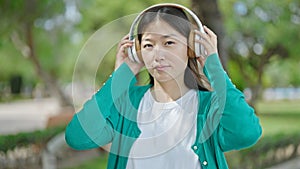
left=141, top=33, right=180, bottom=42
left=162, top=34, right=187, bottom=44
left=142, top=38, right=152, bottom=42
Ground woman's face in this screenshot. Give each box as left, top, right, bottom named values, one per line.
left=141, top=19, right=188, bottom=83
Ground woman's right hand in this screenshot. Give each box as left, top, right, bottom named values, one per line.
left=115, top=35, right=144, bottom=75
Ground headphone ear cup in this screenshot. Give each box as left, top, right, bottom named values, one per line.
left=128, top=45, right=135, bottom=62
left=134, top=38, right=143, bottom=63
left=188, top=31, right=195, bottom=58
left=194, top=33, right=201, bottom=57
left=127, top=38, right=142, bottom=63
left=194, top=33, right=207, bottom=57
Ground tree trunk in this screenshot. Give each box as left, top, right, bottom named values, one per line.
left=191, top=0, right=228, bottom=70
left=248, top=82, right=262, bottom=111
left=24, top=23, right=72, bottom=107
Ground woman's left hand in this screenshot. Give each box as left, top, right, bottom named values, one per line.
left=194, top=26, right=218, bottom=66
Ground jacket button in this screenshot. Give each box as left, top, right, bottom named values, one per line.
left=193, top=145, right=198, bottom=150
left=203, top=161, right=208, bottom=166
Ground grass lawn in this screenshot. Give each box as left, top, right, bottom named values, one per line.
left=256, top=100, right=300, bottom=136
left=64, top=100, right=300, bottom=169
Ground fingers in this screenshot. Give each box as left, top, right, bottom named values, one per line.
left=120, top=41, right=133, bottom=52
left=194, top=26, right=218, bottom=56
left=117, top=34, right=132, bottom=49
left=115, top=35, right=144, bottom=73
left=117, top=35, right=134, bottom=57
left=203, top=26, right=217, bottom=39
left=194, top=27, right=217, bottom=44
left=195, top=39, right=213, bottom=57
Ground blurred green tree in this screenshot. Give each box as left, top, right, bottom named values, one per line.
left=0, top=0, right=81, bottom=106
left=220, top=0, right=300, bottom=107
left=1, top=0, right=299, bottom=109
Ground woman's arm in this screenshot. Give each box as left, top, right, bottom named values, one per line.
left=65, top=63, right=138, bottom=150
left=196, top=26, right=262, bottom=151
left=65, top=34, right=143, bottom=150
left=203, top=53, right=262, bottom=152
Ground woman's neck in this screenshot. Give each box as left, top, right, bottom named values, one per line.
left=151, top=78, right=190, bottom=103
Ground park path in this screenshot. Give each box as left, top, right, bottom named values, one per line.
left=0, top=98, right=299, bottom=168
left=0, top=98, right=102, bottom=169
left=0, top=98, right=61, bottom=135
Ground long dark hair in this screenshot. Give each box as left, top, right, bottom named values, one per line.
left=136, top=6, right=211, bottom=91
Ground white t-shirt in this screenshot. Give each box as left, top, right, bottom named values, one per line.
left=126, top=89, right=201, bottom=169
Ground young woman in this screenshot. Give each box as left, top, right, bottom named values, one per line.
left=65, top=4, right=262, bottom=169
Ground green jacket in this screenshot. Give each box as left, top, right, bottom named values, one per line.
left=65, top=53, right=262, bottom=169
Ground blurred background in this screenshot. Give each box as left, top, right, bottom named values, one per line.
left=0, top=0, right=299, bottom=168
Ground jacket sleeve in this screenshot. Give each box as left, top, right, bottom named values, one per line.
left=202, top=53, right=262, bottom=152
left=65, top=63, right=137, bottom=150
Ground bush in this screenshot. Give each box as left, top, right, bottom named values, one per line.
left=0, top=126, right=65, bottom=153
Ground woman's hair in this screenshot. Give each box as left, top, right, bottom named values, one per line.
left=136, top=6, right=211, bottom=91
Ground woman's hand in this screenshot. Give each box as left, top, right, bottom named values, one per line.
left=194, top=26, right=218, bottom=67
left=115, top=35, right=144, bottom=75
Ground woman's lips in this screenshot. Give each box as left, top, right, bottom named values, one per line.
left=154, top=65, right=170, bottom=71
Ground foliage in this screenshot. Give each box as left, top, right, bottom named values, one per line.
left=0, top=0, right=64, bottom=77
left=221, top=0, right=300, bottom=58
left=0, top=126, right=65, bottom=153
left=264, top=59, right=300, bottom=87
left=0, top=0, right=83, bottom=105
left=219, top=0, right=300, bottom=105
left=1, top=0, right=299, bottom=102
left=0, top=0, right=191, bottom=102
left=0, top=0, right=81, bottom=90
left=77, top=0, right=188, bottom=31
left=227, top=131, right=300, bottom=169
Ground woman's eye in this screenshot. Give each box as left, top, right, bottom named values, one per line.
left=165, top=41, right=175, bottom=46
left=143, top=44, right=153, bottom=48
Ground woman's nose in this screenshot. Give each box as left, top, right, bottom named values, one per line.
left=154, top=46, right=165, bottom=61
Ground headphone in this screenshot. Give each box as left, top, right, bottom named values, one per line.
left=127, top=3, right=206, bottom=63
